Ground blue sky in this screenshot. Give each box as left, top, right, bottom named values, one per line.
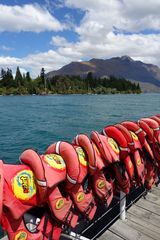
left=0, top=0, right=160, bottom=77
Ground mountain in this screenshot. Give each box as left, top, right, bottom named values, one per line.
left=46, top=56, right=160, bottom=92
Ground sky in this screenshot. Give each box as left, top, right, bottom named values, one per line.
left=0, top=0, right=160, bottom=77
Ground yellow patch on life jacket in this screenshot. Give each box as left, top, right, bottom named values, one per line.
left=44, top=154, right=66, bottom=171
left=76, top=147, right=88, bottom=167
left=97, top=180, right=105, bottom=189
left=76, top=192, right=85, bottom=202
left=12, top=170, right=36, bottom=201
left=14, top=231, right=27, bottom=240
left=108, top=138, right=120, bottom=154
left=130, top=131, right=138, bottom=141
left=137, top=158, right=142, bottom=166
left=55, top=198, right=64, bottom=210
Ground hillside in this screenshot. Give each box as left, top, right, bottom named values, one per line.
left=46, top=56, right=160, bottom=92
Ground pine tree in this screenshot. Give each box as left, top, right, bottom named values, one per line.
left=15, top=67, right=23, bottom=87
left=40, top=68, right=45, bottom=84
left=0, top=68, right=6, bottom=80
left=0, top=68, right=14, bottom=88
left=40, top=68, right=46, bottom=92
left=86, top=72, right=94, bottom=91
left=26, top=72, right=32, bottom=82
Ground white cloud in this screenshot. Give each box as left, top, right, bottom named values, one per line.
left=65, top=0, right=160, bottom=34
left=0, top=56, right=21, bottom=66
left=0, top=3, right=65, bottom=32
left=0, top=49, right=77, bottom=78
left=1, top=0, right=160, bottom=77
left=55, top=33, right=160, bottom=65
left=1, top=32, right=160, bottom=78
left=49, top=0, right=160, bottom=68
left=51, top=36, right=69, bottom=47
left=0, top=45, right=14, bottom=51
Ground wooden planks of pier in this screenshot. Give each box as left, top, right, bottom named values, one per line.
left=99, top=186, right=160, bottom=240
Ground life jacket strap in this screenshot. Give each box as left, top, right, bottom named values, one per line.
left=39, top=209, right=62, bottom=240
left=119, top=147, right=128, bottom=151
left=43, top=210, right=50, bottom=238
left=102, top=129, right=107, bottom=136
left=64, top=208, right=74, bottom=225
left=75, top=135, right=79, bottom=145
left=128, top=142, right=134, bottom=146
left=42, top=210, right=62, bottom=240
left=55, top=141, right=61, bottom=155
left=103, top=188, right=113, bottom=207
left=84, top=199, right=95, bottom=217
left=153, top=127, right=160, bottom=131
left=89, top=164, right=97, bottom=171
left=105, top=188, right=112, bottom=197
left=37, top=179, right=47, bottom=187
left=51, top=224, right=62, bottom=240
left=116, top=180, right=130, bottom=193
left=135, top=128, right=143, bottom=134
left=67, top=174, right=77, bottom=185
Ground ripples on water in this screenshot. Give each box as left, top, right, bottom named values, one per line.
left=0, top=93, right=159, bottom=163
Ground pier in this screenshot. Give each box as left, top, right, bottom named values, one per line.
left=100, top=186, right=160, bottom=240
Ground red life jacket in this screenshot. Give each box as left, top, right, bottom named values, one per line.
left=2, top=207, right=62, bottom=240
left=138, top=119, right=160, bottom=162
left=137, top=120, right=154, bottom=144
left=0, top=160, right=56, bottom=240
left=73, top=134, right=113, bottom=207
left=46, top=142, right=97, bottom=220
left=3, top=164, right=38, bottom=218
left=119, top=122, right=145, bottom=186
left=114, top=124, right=136, bottom=185
left=102, top=126, right=132, bottom=189
left=20, top=149, right=78, bottom=229
left=150, top=116, right=160, bottom=126
left=141, top=118, right=160, bottom=144
left=150, top=117, right=160, bottom=158
left=91, top=131, right=130, bottom=194
left=116, top=122, right=156, bottom=189
left=2, top=213, right=47, bottom=240
left=121, top=121, right=156, bottom=189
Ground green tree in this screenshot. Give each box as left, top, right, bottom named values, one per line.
left=40, top=68, right=45, bottom=84
left=15, top=67, right=23, bottom=87
left=0, top=68, right=14, bottom=88
left=136, top=83, right=141, bottom=92
left=86, top=72, right=94, bottom=91
left=26, top=72, right=32, bottom=82
left=0, top=68, right=6, bottom=80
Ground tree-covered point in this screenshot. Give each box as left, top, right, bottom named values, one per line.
left=0, top=68, right=141, bottom=95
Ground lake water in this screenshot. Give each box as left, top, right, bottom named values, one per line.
left=0, top=93, right=159, bottom=163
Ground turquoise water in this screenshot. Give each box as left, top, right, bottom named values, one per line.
left=0, top=93, right=159, bottom=163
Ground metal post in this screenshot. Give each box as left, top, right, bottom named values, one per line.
left=120, top=191, right=126, bottom=220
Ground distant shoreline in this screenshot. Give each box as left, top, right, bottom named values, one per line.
left=0, top=91, right=142, bottom=96
left=0, top=69, right=141, bottom=95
